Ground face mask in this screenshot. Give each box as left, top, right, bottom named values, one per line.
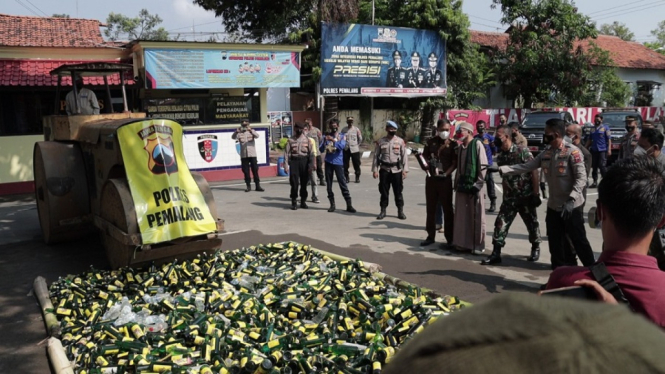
left=439, top=131, right=450, bottom=140
left=477, top=127, right=485, bottom=134
left=543, top=134, right=555, bottom=145
left=634, top=146, right=647, bottom=156
left=500, top=119, right=506, bottom=125
left=626, top=126, right=636, bottom=131
left=563, top=135, right=572, bottom=144
left=494, top=136, right=503, bottom=148
left=456, top=131, right=466, bottom=140
left=387, top=130, right=397, bottom=136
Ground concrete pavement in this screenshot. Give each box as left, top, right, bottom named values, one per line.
left=0, top=161, right=603, bottom=373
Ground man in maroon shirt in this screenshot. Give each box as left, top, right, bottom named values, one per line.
left=546, top=156, right=665, bottom=328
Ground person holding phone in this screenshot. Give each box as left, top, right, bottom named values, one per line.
left=545, top=156, right=665, bottom=328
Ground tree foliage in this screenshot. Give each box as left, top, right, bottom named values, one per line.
left=645, top=20, right=665, bottom=55
left=104, top=9, right=169, bottom=41
left=575, top=44, right=631, bottom=107
left=491, top=0, right=598, bottom=107
left=598, top=21, right=634, bottom=41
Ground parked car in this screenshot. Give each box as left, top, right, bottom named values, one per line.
left=595, top=109, right=643, bottom=165
left=520, top=110, right=575, bottom=156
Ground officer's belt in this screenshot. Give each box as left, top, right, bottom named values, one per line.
left=290, top=156, right=307, bottom=160
left=380, top=162, right=398, bottom=167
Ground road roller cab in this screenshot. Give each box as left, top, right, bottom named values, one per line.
left=34, top=63, right=223, bottom=269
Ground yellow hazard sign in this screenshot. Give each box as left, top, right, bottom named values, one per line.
left=117, top=119, right=217, bottom=244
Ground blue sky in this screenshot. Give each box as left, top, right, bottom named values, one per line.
left=3, top=0, right=664, bottom=43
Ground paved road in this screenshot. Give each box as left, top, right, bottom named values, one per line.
left=0, top=161, right=603, bottom=373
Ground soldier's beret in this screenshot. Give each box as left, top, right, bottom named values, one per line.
left=294, top=122, right=306, bottom=130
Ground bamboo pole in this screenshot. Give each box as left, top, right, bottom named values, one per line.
left=33, top=276, right=61, bottom=337
left=47, top=337, right=75, bottom=374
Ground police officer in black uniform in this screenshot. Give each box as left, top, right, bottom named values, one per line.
left=386, top=50, right=405, bottom=88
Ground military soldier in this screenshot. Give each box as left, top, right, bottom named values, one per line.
left=424, top=52, right=443, bottom=88
left=386, top=50, right=405, bottom=88
left=372, top=120, right=409, bottom=220
left=619, top=116, right=640, bottom=160
left=232, top=120, right=264, bottom=192
left=500, top=118, right=594, bottom=271
left=284, top=122, right=315, bottom=210
left=342, top=116, right=363, bottom=183
left=406, top=52, right=424, bottom=88
left=481, top=125, right=542, bottom=265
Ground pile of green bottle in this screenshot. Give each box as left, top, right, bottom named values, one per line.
left=49, top=242, right=464, bottom=374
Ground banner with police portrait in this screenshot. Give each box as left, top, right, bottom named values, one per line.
left=320, top=23, right=446, bottom=97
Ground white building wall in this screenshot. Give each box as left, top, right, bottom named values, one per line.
left=615, top=68, right=665, bottom=107
left=266, top=87, right=290, bottom=111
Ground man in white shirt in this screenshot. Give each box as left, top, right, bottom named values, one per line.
left=65, top=77, right=100, bottom=115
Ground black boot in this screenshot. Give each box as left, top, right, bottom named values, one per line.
left=255, top=183, right=264, bottom=192
left=245, top=183, right=251, bottom=192
left=345, top=198, right=356, bottom=213
left=291, top=199, right=298, bottom=210
left=481, top=245, right=502, bottom=265
left=527, top=244, right=541, bottom=262
left=300, top=200, right=309, bottom=209
left=377, top=207, right=386, bottom=220
left=328, top=198, right=336, bottom=213
left=397, top=207, right=406, bottom=220
left=590, top=181, right=598, bottom=188
left=319, top=179, right=325, bottom=186
left=355, top=174, right=360, bottom=183
left=488, top=199, right=496, bottom=213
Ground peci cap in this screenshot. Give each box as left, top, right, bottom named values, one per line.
left=384, top=293, right=665, bottom=374
left=458, top=121, right=474, bottom=133
left=386, top=120, right=398, bottom=129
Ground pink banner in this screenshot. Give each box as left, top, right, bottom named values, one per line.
left=443, top=107, right=665, bottom=129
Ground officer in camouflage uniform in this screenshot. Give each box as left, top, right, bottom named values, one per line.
left=482, top=125, right=542, bottom=265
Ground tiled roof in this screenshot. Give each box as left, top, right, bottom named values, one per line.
left=0, top=13, right=106, bottom=48
left=470, top=30, right=665, bottom=70
left=0, top=60, right=132, bottom=87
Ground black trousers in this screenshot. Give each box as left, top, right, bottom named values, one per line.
left=425, top=177, right=454, bottom=243
left=289, top=157, right=309, bottom=200
left=325, top=162, right=350, bottom=200
left=316, top=155, right=323, bottom=182
left=240, top=157, right=260, bottom=185
left=485, top=170, right=496, bottom=200
left=591, top=150, right=607, bottom=182
left=546, top=206, right=595, bottom=269
left=379, top=169, right=404, bottom=208
left=343, top=150, right=361, bottom=180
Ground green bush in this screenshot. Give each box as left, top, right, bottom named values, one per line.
left=277, top=137, right=289, bottom=150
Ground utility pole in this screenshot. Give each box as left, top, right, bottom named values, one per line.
left=370, top=0, right=375, bottom=139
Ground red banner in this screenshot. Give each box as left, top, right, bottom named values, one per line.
left=443, top=107, right=665, bottom=129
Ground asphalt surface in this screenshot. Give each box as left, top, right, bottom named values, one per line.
left=0, top=160, right=603, bottom=373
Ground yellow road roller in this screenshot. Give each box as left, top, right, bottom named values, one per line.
left=34, top=63, right=223, bottom=269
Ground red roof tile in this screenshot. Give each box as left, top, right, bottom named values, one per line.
left=0, top=60, right=133, bottom=87
left=0, top=13, right=107, bottom=48
left=470, top=30, right=665, bottom=70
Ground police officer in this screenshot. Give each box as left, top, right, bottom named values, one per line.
left=420, top=119, right=458, bottom=247
left=482, top=125, right=542, bottom=265
left=619, top=116, right=640, bottom=160
left=475, top=120, right=497, bottom=212
left=320, top=119, right=356, bottom=213
left=424, top=52, right=443, bottom=88
left=500, top=118, right=594, bottom=270
left=406, top=52, right=424, bottom=88
left=509, top=121, right=528, bottom=147
left=372, top=120, right=409, bottom=220
left=232, top=120, right=264, bottom=192
left=305, top=118, right=325, bottom=186
left=585, top=114, right=612, bottom=188
left=386, top=50, right=405, bottom=87
left=342, top=116, right=363, bottom=183
left=284, top=122, right=315, bottom=210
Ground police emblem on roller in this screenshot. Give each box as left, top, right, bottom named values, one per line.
left=198, top=134, right=218, bottom=163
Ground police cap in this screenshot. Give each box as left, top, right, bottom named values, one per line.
left=428, top=52, right=438, bottom=60
left=625, top=115, right=637, bottom=122
left=392, top=50, right=402, bottom=58
left=411, top=51, right=421, bottom=58
left=386, top=120, right=398, bottom=129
